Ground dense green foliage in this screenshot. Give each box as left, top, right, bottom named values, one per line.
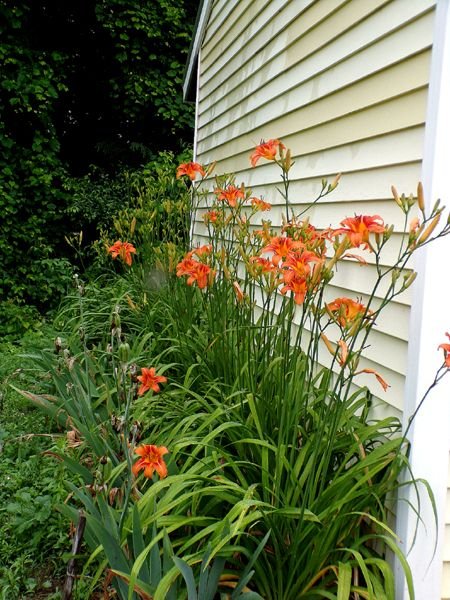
left=0, top=0, right=196, bottom=310
left=9, top=148, right=449, bottom=599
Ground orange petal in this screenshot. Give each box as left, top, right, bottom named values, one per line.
left=356, top=368, right=390, bottom=392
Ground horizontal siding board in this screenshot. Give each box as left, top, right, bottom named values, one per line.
left=197, top=127, right=425, bottom=186
left=202, top=0, right=280, bottom=72
left=198, top=50, right=431, bottom=145
left=442, top=561, right=450, bottom=598
left=202, top=0, right=243, bottom=49
left=245, top=163, right=423, bottom=206
left=444, top=526, right=450, bottom=562
left=196, top=163, right=423, bottom=213
left=445, top=485, right=450, bottom=523
left=199, top=2, right=434, bottom=120
left=201, top=0, right=345, bottom=87
left=198, top=87, right=427, bottom=158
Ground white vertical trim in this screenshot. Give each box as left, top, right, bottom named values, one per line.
left=396, top=1, right=450, bottom=599
left=190, top=48, right=202, bottom=245
left=193, top=46, right=201, bottom=163
left=183, top=0, right=212, bottom=101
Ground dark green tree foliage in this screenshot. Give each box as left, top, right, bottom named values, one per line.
left=0, top=0, right=197, bottom=308
left=0, top=2, right=72, bottom=307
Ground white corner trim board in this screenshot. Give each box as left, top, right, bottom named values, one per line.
left=396, top=1, right=450, bottom=598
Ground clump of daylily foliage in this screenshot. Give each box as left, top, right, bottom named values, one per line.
left=22, top=139, right=450, bottom=600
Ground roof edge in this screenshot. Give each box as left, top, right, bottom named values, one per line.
left=183, top=0, right=213, bottom=102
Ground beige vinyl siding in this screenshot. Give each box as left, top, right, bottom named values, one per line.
left=194, top=0, right=435, bottom=412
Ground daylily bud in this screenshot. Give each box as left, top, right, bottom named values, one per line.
left=329, top=173, right=341, bottom=191
left=205, top=161, right=217, bottom=177
left=432, top=199, right=441, bottom=214
left=417, top=182, right=425, bottom=212
left=284, top=149, right=292, bottom=172
left=391, top=185, right=402, bottom=208
left=130, top=216, right=136, bottom=236
left=417, top=213, right=441, bottom=245
left=233, top=281, right=244, bottom=303
left=326, top=239, right=348, bottom=270
left=383, top=225, right=394, bottom=240
left=309, top=261, right=324, bottom=287
left=320, top=333, right=335, bottom=357
left=111, top=313, right=121, bottom=329
left=403, top=271, right=417, bottom=290
left=391, top=268, right=401, bottom=283
left=118, top=342, right=130, bottom=363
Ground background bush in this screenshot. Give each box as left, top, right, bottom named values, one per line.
left=0, top=0, right=196, bottom=311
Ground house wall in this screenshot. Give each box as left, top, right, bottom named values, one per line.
left=191, top=1, right=450, bottom=597
left=194, top=0, right=435, bottom=414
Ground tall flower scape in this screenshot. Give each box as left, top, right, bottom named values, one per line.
left=176, top=141, right=447, bottom=397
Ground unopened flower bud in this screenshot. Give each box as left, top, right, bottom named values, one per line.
left=391, top=268, right=401, bottom=283
left=118, top=342, right=130, bottom=363
left=417, top=213, right=441, bottom=245
left=205, top=161, right=217, bottom=177
left=329, top=173, right=341, bottom=191
left=383, top=225, right=394, bottom=240
left=417, top=182, right=425, bottom=212
left=391, top=185, right=402, bottom=208
left=284, top=148, right=292, bottom=172
left=320, top=333, right=335, bottom=357
left=403, top=271, right=417, bottom=289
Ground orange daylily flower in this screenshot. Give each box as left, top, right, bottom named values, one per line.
left=355, top=368, right=390, bottom=392
left=108, top=241, right=137, bottom=266
left=176, top=162, right=206, bottom=181
left=132, top=444, right=169, bottom=479
left=214, top=185, right=245, bottom=208
left=176, top=257, right=197, bottom=277
left=176, top=256, right=214, bottom=289
left=188, top=244, right=212, bottom=258
left=282, top=249, right=322, bottom=281
left=262, top=236, right=304, bottom=266
left=249, top=256, right=278, bottom=274
left=332, top=215, right=386, bottom=251
left=137, top=367, right=167, bottom=396
left=204, top=210, right=219, bottom=223
left=187, top=262, right=213, bottom=289
left=280, top=276, right=308, bottom=305
left=438, top=332, right=450, bottom=368
left=326, top=297, right=371, bottom=328
left=251, top=197, right=272, bottom=211
left=250, top=139, right=285, bottom=167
